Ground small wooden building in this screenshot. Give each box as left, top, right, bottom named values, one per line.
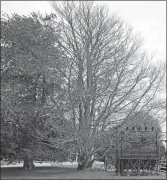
left=115, top=131, right=160, bottom=176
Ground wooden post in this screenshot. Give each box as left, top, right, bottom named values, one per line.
left=137, top=142, right=141, bottom=176
left=116, top=130, right=118, bottom=175
left=118, top=158, right=120, bottom=176
left=138, top=159, right=140, bottom=176
left=127, top=159, right=129, bottom=176
left=121, top=131, right=122, bottom=159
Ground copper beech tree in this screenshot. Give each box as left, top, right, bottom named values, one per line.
left=50, top=1, right=165, bottom=170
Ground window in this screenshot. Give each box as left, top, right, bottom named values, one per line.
left=138, top=127, right=140, bottom=130
left=152, top=127, right=154, bottom=131
left=126, top=127, right=128, bottom=130
left=132, top=127, right=135, bottom=131
left=145, top=127, right=147, bottom=131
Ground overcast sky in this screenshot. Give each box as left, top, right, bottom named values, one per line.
left=1, top=1, right=166, bottom=64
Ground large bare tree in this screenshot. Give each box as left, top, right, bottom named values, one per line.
left=51, top=1, right=165, bottom=169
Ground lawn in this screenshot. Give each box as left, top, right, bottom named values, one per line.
left=1, top=162, right=166, bottom=179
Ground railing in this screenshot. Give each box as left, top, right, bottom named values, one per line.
left=120, top=152, right=159, bottom=159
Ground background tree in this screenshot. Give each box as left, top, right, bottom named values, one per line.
left=51, top=1, right=165, bottom=170
left=1, top=12, right=73, bottom=169
left=105, top=111, right=165, bottom=163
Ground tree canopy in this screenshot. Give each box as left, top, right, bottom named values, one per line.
left=51, top=1, right=165, bottom=169
left=1, top=12, right=73, bottom=168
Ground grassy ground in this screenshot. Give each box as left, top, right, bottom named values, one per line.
left=1, top=163, right=166, bottom=179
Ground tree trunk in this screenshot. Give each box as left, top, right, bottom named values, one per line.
left=77, top=161, right=85, bottom=170
left=77, top=154, right=95, bottom=170
left=23, top=157, right=35, bottom=170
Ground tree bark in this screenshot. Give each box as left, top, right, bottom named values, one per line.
left=77, top=154, right=95, bottom=170
left=23, top=157, right=35, bottom=170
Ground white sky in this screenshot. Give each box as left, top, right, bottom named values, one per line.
left=1, top=1, right=166, bottom=132
left=1, top=1, right=166, bottom=64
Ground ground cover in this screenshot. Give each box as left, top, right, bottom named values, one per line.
left=1, top=162, right=166, bottom=179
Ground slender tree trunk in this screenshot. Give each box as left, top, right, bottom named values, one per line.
left=23, top=157, right=35, bottom=170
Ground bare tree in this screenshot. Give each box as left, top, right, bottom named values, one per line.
left=51, top=1, right=165, bottom=169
